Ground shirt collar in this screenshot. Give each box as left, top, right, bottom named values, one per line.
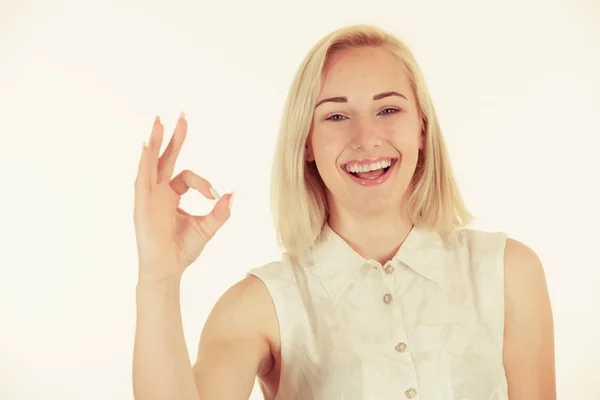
left=306, top=223, right=446, bottom=301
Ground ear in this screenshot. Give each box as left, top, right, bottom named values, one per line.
left=418, top=130, right=425, bottom=150
left=305, top=143, right=315, bottom=162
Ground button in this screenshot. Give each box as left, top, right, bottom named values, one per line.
left=384, top=265, right=395, bottom=274
left=405, top=388, right=417, bottom=398
left=395, top=342, right=407, bottom=353
left=383, top=293, right=393, bottom=304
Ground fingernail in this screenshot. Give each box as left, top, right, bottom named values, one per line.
left=228, top=192, right=235, bottom=210
left=142, top=141, right=147, bottom=152
left=179, top=111, right=185, bottom=119
left=209, top=186, right=221, bottom=200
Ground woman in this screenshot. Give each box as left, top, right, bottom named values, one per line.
left=132, top=24, right=556, bottom=399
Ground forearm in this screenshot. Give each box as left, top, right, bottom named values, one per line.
left=132, top=278, right=200, bottom=400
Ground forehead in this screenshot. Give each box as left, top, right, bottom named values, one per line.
left=320, top=46, right=411, bottom=96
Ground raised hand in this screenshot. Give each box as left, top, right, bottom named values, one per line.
left=133, top=113, right=233, bottom=283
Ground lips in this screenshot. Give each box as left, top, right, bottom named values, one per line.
left=342, top=158, right=398, bottom=187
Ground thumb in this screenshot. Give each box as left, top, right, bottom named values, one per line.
left=197, top=192, right=234, bottom=238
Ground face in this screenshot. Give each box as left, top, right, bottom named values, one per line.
left=307, top=46, right=424, bottom=216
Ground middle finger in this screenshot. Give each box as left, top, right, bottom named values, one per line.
left=157, top=112, right=187, bottom=183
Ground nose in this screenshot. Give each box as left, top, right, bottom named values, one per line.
left=350, top=120, right=382, bottom=151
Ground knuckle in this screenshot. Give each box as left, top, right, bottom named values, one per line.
left=182, top=169, right=193, bottom=180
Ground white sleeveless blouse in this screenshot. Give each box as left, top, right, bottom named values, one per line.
left=248, top=224, right=508, bottom=400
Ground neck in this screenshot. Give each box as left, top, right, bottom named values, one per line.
left=327, top=203, right=413, bottom=265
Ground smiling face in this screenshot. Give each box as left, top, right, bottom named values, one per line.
left=307, top=46, right=424, bottom=217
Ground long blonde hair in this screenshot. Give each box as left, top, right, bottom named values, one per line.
left=271, top=24, right=473, bottom=255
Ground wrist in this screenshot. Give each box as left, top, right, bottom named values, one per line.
left=136, top=273, right=182, bottom=291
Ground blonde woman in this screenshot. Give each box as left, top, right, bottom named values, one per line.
left=133, top=24, right=556, bottom=400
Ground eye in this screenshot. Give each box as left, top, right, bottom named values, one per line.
left=325, top=114, right=347, bottom=122
left=324, top=108, right=401, bottom=122
left=379, top=107, right=400, bottom=115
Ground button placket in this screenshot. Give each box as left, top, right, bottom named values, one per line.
left=380, top=260, right=396, bottom=307
left=380, top=263, right=418, bottom=399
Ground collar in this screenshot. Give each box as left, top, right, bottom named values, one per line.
left=306, top=223, right=446, bottom=301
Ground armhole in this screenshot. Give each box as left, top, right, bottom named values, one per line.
left=247, top=268, right=285, bottom=350
left=247, top=262, right=293, bottom=400
left=471, top=230, right=509, bottom=351
left=495, top=232, right=509, bottom=391
left=496, top=232, right=509, bottom=350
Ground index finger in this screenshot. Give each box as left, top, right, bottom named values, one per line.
left=170, top=169, right=218, bottom=200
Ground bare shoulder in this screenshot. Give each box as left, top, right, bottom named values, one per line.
left=192, top=275, right=280, bottom=399
left=503, top=237, right=551, bottom=328
left=503, top=238, right=553, bottom=324
left=504, top=238, right=544, bottom=277
left=503, top=238, right=556, bottom=399
left=197, top=273, right=279, bottom=357
left=208, top=274, right=276, bottom=323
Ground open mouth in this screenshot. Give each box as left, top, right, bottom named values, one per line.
left=342, top=158, right=398, bottom=186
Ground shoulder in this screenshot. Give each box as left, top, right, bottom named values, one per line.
left=452, top=227, right=507, bottom=248
left=216, top=252, right=300, bottom=330
left=502, top=237, right=556, bottom=397
left=454, top=229, right=548, bottom=291
left=503, top=238, right=548, bottom=301
left=214, top=255, right=295, bottom=325
left=449, top=229, right=549, bottom=308
left=502, top=238, right=553, bottom=332
left=198, top=272, right=281, bottom=374
left=502, top=237, right=551, bottom=330
left=247, top=255, right=295, bottom=281
left=202, top=255, right=294, bottom=342
left=193, top=272, right=282, bottom=386
left=447, top=228, right=508, bottom=268
left=204, top=274, right=278, bottom=339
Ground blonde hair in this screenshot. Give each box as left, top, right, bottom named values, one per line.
left=271, top=24, right=473, bottom=255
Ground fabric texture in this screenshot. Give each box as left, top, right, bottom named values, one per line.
left=248, top=224, right=508, bottom=400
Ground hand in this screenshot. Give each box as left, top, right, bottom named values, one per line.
left=133, top=113, right=233, bottom=283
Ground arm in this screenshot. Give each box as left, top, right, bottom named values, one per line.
left=132, top=275, right=276, bottom=400
left=503, top=238, right=556, bottom=399
left=133, top=279, right=199, bottom=400
left=193, top=275, right=277, bottom=399
left=133, top=277, right=200, bottom=400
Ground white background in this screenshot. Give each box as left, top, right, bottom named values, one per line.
left=1, top=0, right=599, bottom=398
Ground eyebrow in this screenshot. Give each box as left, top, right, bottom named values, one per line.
left=315, top=91, right=407, bottom=109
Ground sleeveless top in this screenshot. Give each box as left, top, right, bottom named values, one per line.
left=248, top=224, right=508, bottom=400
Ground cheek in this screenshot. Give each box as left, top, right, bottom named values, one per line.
left=389, top=123, right=422, bottom=152
left=312, top=132, right=346, bottom=164
left=384, top=116, right=421, bottom=143
left=394, top=135, right=421, bottom=152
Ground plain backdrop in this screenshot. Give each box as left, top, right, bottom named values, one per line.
left=1, top=0, right=599, bottom=399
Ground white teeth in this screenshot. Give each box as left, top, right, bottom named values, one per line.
left=345, top=159, right=392, bottom=173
